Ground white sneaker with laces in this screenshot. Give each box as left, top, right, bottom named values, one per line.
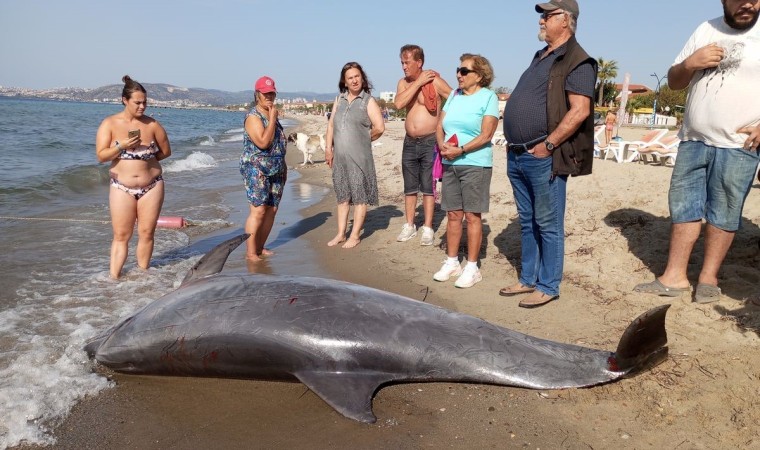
left=397, top=223, right=417, bottom=242
left=433, top=259, right=462, bottom=282
left=454, top=265, right=482, bottom=288
left=420, top=226, right=434, bottom=246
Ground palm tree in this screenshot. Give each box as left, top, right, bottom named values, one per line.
left=596, top=58, right=619, bottom=106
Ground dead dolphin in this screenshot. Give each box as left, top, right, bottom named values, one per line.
left=85, top=234, right=670, bottom=423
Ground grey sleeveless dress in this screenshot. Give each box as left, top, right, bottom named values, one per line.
left=332, top=91, right=378, bottom=205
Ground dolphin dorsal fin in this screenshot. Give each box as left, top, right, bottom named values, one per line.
left=295, top=370, right=395, bottom=423
left=180, top=233, right=249, bottom=286
left=613, top=304, right=670, bottom=372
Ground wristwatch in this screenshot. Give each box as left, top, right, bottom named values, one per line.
left=460, top=145, right=466, bottom=153
left=544, top=140, right=556, bottom=152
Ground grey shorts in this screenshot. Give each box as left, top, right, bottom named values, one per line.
left=440, top=164, right=492, bottom=213
left=402, top=133, right=435, bottom=196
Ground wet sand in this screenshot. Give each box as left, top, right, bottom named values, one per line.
left=20, top=116, right=760, bottom=449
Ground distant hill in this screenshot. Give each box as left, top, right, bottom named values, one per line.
left=0, top=83, right=338, bottom=107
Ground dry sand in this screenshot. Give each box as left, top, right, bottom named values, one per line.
left=23, top=115, right=760, bottom=449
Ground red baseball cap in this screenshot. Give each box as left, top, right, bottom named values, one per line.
left=255, top=76, right=277, bottom=93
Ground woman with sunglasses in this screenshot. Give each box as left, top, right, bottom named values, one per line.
left=432, top=54, right=499, bottom=288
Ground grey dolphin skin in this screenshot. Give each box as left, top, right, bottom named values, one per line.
left=85, top=234, right=670, bottom=423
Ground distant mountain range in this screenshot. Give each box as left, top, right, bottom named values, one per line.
left=0, top=82, right=338, bottom=107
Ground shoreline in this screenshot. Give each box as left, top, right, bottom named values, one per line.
left=17, top=116, right=760, bottom=449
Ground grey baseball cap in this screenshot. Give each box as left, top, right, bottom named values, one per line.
left=535, top=0, right=580, bottom=18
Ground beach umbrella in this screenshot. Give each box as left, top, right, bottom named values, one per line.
left=615, top=73, right=630, bottom=138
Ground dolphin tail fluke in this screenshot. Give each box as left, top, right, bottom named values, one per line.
left=180, top=233, right=250, bottom=286
left=296, top=371, right=393, bottom=423
left=611, top=304, right=670, bottom=374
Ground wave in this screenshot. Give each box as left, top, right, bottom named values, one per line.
left=217, top=122, right=295, bottom=144
left=38, top=139, right=68, bottom=151
left=198, top=135, right=216, bottom=146
left=0, top=164, right=108, bottom=199
left=57, top=165, right=111, bottom=192
left=220, top=134, right=243, bottom=143
left=0, top=231, right=196, bottom=448
left=162, top=151, right=217, bottom=173
left=219, top=127, right=244, bottom=143
left=280, top=118, right=298, bottom=128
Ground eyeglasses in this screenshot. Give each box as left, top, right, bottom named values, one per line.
left=456, top=67, right=476, bottom=76
left=540, top=11, right=565, bottom=20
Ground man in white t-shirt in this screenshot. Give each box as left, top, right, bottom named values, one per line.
left=634, top=0, right=760, bottom=303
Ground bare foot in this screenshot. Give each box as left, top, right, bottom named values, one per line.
left=246, top=253, right=263, bottom=262
left=342, top=237, right=360, bottom=249
left=327, top=235, right=346, bottom=247
left=261, top=248, right=274, bottom=256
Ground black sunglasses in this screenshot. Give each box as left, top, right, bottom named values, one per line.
left=540, top=11, right=565, bottom=20
left=456, top=67, right=476, bottom=76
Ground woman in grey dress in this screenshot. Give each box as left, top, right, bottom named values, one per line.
left=325, top=62, right=385, bottom=248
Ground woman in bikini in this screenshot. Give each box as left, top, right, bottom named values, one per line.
left=96, top=75, right=171, bottom=279
left=604, top=110, right=617, bottom=148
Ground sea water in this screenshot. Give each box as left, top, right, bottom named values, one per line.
left=0, top=97, right=329, bottom=448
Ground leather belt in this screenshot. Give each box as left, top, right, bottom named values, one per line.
left=507, top=135, right=548, bottom=155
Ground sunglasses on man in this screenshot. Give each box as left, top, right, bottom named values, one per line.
left=540, top=11, right=565, bottom=20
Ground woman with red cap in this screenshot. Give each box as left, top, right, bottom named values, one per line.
left=240, top=76, right=287, bottom=261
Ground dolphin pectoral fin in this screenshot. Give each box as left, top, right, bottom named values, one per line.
left=295, top=371, right=393, bottom=423
left=180, top=233, right=250, bottom=286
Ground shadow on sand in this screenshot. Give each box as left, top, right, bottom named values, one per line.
left=604, top=207, right=760, bottom=337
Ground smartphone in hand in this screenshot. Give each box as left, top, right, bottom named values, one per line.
left=128, top=129, right=141, bottom=139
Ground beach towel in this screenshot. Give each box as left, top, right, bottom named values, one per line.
left=422, top=71, right=440, bottom=113
left=432, top=134, right=457, bottom=204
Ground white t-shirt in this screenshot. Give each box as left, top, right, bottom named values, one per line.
left=675, top=16, right=760, bottom=148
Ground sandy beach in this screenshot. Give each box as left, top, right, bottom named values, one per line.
left=24, top=115, right=760, bottom=449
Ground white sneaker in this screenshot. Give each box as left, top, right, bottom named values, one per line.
left=454, top=265, right=482, bottom=288
left=397, top=223, right=417, bottom=242
left=433, top=259, right=462, bottom=282
left=420, top=226, right=434, bottom=246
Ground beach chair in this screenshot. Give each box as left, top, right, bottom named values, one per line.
left=638, top=133, right=681, bottom=166
left=592, top=125, right=605, bottom=158
left=491, top=131, right=506, bottom=146
left=607, top=128, right=668, bottom=163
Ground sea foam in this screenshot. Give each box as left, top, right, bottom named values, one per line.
left=162, top=152, right=217, bottom=173
left=0, top=233, right=196, bottom=448
left=220, top=127, right=244, bottom=143
left=198, top=135, right=216, bottom=146
left=220, top=134, right=243, bottom=143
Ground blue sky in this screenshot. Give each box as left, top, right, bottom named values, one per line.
left=0, top=0, right=719, bottom=94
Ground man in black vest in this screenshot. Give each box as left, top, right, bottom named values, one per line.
left=499, top=0, right=597, bottom=308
